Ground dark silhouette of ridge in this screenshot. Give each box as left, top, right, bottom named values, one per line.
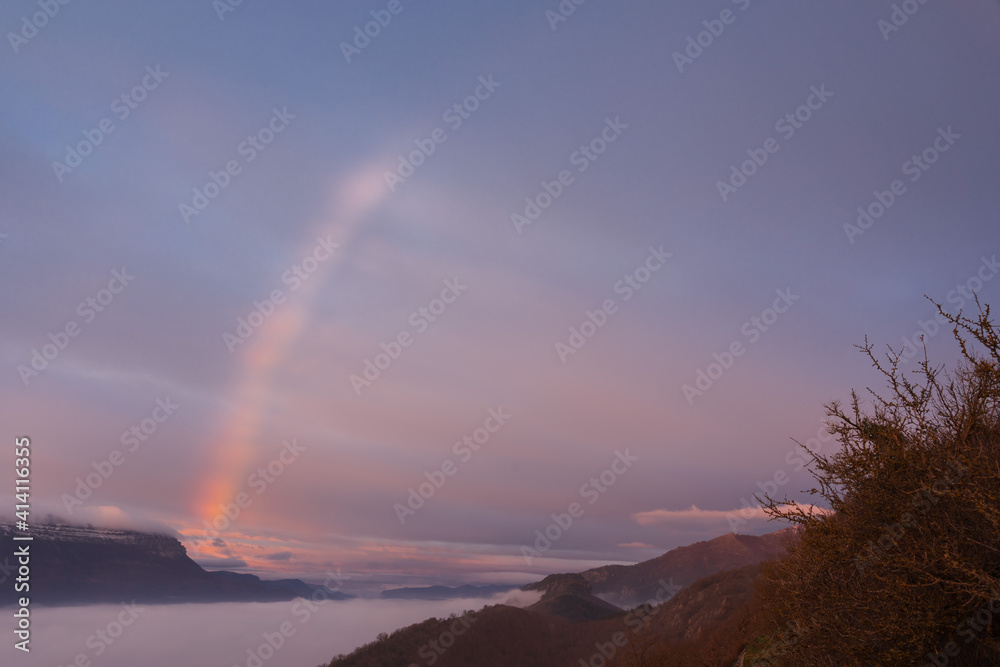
left=0, top=522, right=346, bottom=605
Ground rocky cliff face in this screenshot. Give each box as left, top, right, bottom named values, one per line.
left=0, top=522, right=333, bottom=605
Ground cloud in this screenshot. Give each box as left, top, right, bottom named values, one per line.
left=631, top=505, right=768, bottom=526
left=495, top=589, right=544, bottom=608
left=617, top=542, right=656, bottom=549
left=1, top=598, right=503, bottom=666
left=262, top=550, right=294, bottom=561
left=631, top=504, right=831, bottom=526
left=0, top=500, right=179, bottom=537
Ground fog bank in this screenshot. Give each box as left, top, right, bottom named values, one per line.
left=4, top=596, right=526, bottom=667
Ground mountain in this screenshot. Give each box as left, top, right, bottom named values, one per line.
left=322, top=528, right=797, bottom=667
left=323, top=563, right=768, bottom=667
left=379, top=584, right=513, bottom=600
left=580, top=528, right=796, bottom=607
left=521, top=573, right=623, bottom=623
left=0, top=523, right=346, bottom=605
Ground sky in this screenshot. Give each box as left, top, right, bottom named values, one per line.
left=2, top=0, right=1000, bottom=589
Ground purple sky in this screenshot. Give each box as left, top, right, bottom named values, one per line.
left=2, top=0, right=1000, bottom=587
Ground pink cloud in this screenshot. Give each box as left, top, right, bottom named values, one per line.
left=631, top=504, right=831, bottom=526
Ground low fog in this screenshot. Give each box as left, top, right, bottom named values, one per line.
left=3, top=593, right=541, bottom=667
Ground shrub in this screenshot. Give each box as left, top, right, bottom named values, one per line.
left=756, top=300, right=1000, bottom=666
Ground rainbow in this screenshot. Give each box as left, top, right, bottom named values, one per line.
left=195, top=164, right=390, bottom=531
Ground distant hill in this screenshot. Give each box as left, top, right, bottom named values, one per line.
left=579, top=528, right=795, bottom=607
left=0, top=523, right=347, bottom=605
left=209, top=570, right=340, bottom=600
left=521, top=573, right=623, bottom=623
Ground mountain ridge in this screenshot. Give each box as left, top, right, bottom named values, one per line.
left=322, top=527, right=799, bottom=665
left=0, top=522, right=345, bottom=606
left=578, top=528, right=796, bottom=607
